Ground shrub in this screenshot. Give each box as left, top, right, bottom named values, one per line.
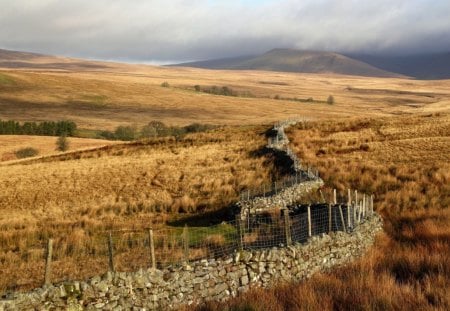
left=56, top=134, right=69, bottom=151
left=114, top=125, right=137, bottom=141
left=161, top=81, right=170, bottom=88
left=194, top=85, right=201, bottom=92
left=327, top=95, right=335, bottom=105
left=15, top=147, right=39, bottom=159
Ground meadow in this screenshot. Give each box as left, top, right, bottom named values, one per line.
left=1, top=58, right=449, bottom=308
left=193, top=113, right=450, bottom=311
left=0, top=125, right=281, bottom=291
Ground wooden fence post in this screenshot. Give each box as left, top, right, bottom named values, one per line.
left=328, top=203, right=332, bottom=233
left=148, top=229, right=156, bottom=270
left=347, top=189, right=351, bottom=230
left=338, top=205, right=346, bottom=232
left=108, top=232, right=115, bottom=272
left=263, top=184, right=266, bottom=198
left=333, top=189, right=337, bottom=204
left=307, top=205, right=312, bottom=237
left=44, top=238, right=53, bottom=286
left=283, top=210, right=292, bottom=246
left=236, top=215, right=244, bottom=251
left=371, top=195, right=374, bottom=216
left=183, top=224, right=189, bottom=262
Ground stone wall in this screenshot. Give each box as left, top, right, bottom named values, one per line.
left=1, top=215, right=383, bottom=310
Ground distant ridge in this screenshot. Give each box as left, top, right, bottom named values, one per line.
left=172, top=48, right=403, bottom=78
left=347, top=52, right=450, bottom=80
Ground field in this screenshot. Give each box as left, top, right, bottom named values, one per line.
left=194, top=113, right=450, bottom=311
left=0, top=125, right=282, bottom=291
left=0, top=135, right=116, bottom=162
left=0, top=58, right=449, bottom=309
left=1, top=59, right=450, bottom=131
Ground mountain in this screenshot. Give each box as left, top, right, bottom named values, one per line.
left=0, top=48, right=109, bottom=70
left=347, top=53, right=450, bottom=80
left=172, top=49, right=402, bottom=78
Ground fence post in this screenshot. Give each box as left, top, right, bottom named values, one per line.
left=307, top=205, right=312, bottom=237
left=247, top=189, right=250, bottom=201
left=108, top=232, right=115, bottom=272
left=183, top=224, right=189, bottom=262
left=338, top=205, right=346, bottom=232
left=275, top=182, right=277, bottom=195
left=363, top=195, right=366, bottom=219
left=44, top=238, right=53, bottom=286
left=236, top=215, right=244, bottom=251
left=148, top=229, right=156, bottom=270
left=283, top=210, right=292, bottom=246
left=347, top=189, right=351, bottom=230
left=328, top=204, right=332, bottom=232
left=371, top=195, right=374, bottom=216
left=263, top=184, right=266, bottom=197
left=333, top=189, right=337, bottom=204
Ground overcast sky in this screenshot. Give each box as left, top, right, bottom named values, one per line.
left=1, top=0, right=450, bottom=63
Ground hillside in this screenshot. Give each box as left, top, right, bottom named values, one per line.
left=349, top=52, right=450, bottom=80
left=174, top=49, right=402, bottom=78
left=1, top=49, right=449, bottom=131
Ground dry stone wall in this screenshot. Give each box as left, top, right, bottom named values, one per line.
left=0, top=119, right=383, bottom=310
left=1, top=215, right=383, bottom=311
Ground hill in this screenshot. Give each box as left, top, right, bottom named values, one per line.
left=173, top=49, right=402, bottom=78
left=348, top=52, right=450, bottom=80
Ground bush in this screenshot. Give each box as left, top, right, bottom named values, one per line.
left=161, top=81, right=170, bottom=88
left=56, top=134, right=69, bottom=151
left=15, top=147, right=39, bottom=159
left=114, top=125, right=137, bottom=141
left=327, top=95, right=335, bottom=105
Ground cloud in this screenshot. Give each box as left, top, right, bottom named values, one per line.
left=1, top=0, right=449, bottom=62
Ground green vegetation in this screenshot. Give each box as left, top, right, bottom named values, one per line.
left=327, top=95, right=335, bottom=105
left=194, top=85, right=254, bottom=98
left=0, top=120, right=77, bottom=136
left=161, top=81, right=170, bottom=87
left=15, top=147, right=39, bottom=159
left=99, top=121, right=217, bottom=141
left=0, top=73, right=15, bottom=85
left=56, top=134, right=69, bottom=151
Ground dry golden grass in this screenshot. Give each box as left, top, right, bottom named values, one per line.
left=0, top=125, right=279, bottom=291
left=193, top=113, right=450, bottom=311
left=1, top=59, right=450, bottom=130
left=0, top=135, right=116, bottom=162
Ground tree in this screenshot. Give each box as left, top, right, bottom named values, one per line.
left=327, top=95, right=335, bottom=105
left=56, top=134, right=69, bottom=151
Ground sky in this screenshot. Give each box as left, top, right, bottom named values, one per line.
left=1, top=0, right=450, bottom=63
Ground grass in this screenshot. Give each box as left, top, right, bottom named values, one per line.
left=191, top=113, right=450, bottom=311
left=0, top=135, right=116, bottom=162
left=0, top=125, right=281, bottom=291
left=0, top=72, right=15, bottom=85
left=0, top=60, right=449, bottom=130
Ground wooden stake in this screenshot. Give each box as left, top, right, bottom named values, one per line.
left=307, top=205, right=312, bottom=237
left=338, top=205, right=346, bottom=232
left=284, top=210, right=292, bottom=246
left=347, top=189, right=351, bottom=229
left=236, top=215, right=244, bottom=251
left=148, top=229, right=156, bottom=270
left=44, top=238, right=53, bottom=286
left=108, top=232, right=115, bottom=272
left=333, top=189, right=337, bottom=204
left=183, top=224, right=189, bottom=262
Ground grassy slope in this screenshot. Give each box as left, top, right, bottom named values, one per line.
left=0, top=125, right=281, bottom=291
left=193, top=113, right=450, bottom=311
left=0, top=135, right=117, bottom=162
left=0, top=63, right=449, bottom=130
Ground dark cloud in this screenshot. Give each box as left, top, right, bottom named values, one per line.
left=1, top=0, right=449, bottom=63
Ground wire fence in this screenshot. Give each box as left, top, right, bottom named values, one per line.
left=13, top=195, right=375, bottom=292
